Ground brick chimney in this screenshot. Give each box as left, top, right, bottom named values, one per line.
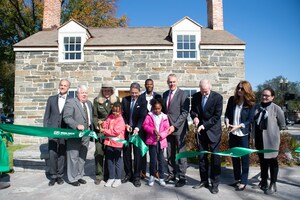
left=207, top=0, right=224, bottom=30
left=42, top=0, right=61, bottom=30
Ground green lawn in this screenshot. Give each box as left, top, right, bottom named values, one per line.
left=6, top=142, right=28, bottom=170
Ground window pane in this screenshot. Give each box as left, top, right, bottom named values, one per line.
left=190, top=51, right=196, bottom=58
left=190, top=43, right=196, bottom=49
left=70, top=37, right=75, bottom=43
left=65, top=53, right=69, bottom=60
left=64, top=37, right=69, bottom=43
left=70, top=45, right=74, bottom=51
left=70, top=53, right=75, bottom=59
left=76, top=53, right=81, bottom=59
left=184, top=35, right=189, bottom=43
left=76, top=37, right=81, bottom=43
left=177, top=51, right=183, bottom=58
left=76, top=44, right=81, bottom=51
left=184, top=43, right=189, bottom=49
left=184, top=51, right=189, bottom=58
left=190, top=35, right=195, bottom=42
left=177, top=35, right=183, bottom=42
left=64, top=45, right=69, bottom=51
left=177, top=43, right=183, bottom=49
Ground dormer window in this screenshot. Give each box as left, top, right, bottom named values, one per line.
left=177, top=35, right=196, bottom=59
left=170, top=17, right=202, bottom=61
left=63, top=36, right=82, bottom=60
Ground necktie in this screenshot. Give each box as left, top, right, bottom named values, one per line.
left=129, top=99, right=135, bottom=126
left=202, top=96, right=207, bottom=110
left=83, top=102, right=89, bottom=129
left=168, top=91, right=173, bottom=109
left=59, top=95, right=65, bottom=99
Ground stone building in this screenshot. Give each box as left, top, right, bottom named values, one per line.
left=13, top=0, right=245, bottom=144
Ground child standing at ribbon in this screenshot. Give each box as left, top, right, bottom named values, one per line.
left=101, top=102, right=125, bottom=188
left=143, top=98, right=170, bottom=186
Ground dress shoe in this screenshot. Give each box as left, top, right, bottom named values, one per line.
left=48, top=179, right=56, bottom=186
left=133, top=179, right=141, bottom=187
left=229, top=180, right=240, bottom=187
left=235, top=184, right=246, bottom=191
left=69, top=181, right=80, bottom=186
left=121, top=175, right=131, bottom=183
left=94, top=178, right=102, bottom=185
left=193, top=181, right=209, bottom=189
left=57, top=177, right=64, bottom=185
left=210, top=186, right=219, bottom=194
left=165, top=174, right=176, bottom=183
left=78, top=179, right=87, bottom=184
left=265, top=182, right=277, bottom=195
left=252, top=181, right=268, bottom=191
left=175, top=179, right=186, bottom=187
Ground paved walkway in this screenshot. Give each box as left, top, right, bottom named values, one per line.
left=1, top=141, right=300, bottom=200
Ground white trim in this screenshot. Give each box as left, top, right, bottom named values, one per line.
left=14, top=47, right=58, bottom=52
left=14, top=44, right=245, bottom=52
left=201, top=45, right=246, bottom=50
left=84, top=46, right=173, bottom=50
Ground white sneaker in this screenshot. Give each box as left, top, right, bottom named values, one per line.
left=148, top=175, right=155, bottom=186
left=112, top=179, right=121, bottom=188
left=159, top=179, right=166, bottom=186
left=104, top=179, right=115, bottom=187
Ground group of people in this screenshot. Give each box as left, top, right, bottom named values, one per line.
left=43, top=75, right=286, bottom=195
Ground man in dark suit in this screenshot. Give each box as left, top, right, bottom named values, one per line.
left=163, top=74, right=189, bottom=187
left=63, top=85, right=93, bottom=186
left=190, top=79, right=223, bottom=194
left=121, top=82, right=148, bottom=187
left=139, top=79, right=161, bottom=179
left=43, top=79, right=72, bottom=186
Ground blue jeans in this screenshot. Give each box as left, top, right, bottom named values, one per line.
left=106, top=146, right=122, bottom=179
left=149, top=143, right=166, bottom=179
left=229, top=133, right=250, bottom=185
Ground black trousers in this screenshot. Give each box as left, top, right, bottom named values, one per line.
left=197, top=133, right=221, bottom=186
left=48, top=138, right=66, bottom=179
left=123, top=133, right=142, bottom=180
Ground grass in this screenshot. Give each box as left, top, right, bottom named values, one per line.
left=5, top=141, right=28, bottom=170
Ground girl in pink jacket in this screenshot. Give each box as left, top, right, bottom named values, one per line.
left=142, top=98, right=170, bottom=186
left=101, top=102, right=125, bottom=188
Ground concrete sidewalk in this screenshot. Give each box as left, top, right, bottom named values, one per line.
left=1, top=142, right=300, bottom=200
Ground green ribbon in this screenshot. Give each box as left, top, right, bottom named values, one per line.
left=0, top=124, right=98, bottom=140
left=100, top=136, right=128, bottom=146
left=176, top=147, right=300, bottom=161
left=0, top=133, right=13, bottom=172
left=129, top=134, right=149, bottom=157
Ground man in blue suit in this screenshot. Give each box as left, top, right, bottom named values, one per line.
left=43, top=79, right=72, bottom=186
left=190, top=79, right=223, bottom=194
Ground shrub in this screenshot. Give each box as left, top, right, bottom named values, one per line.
left=185, top=125, right=300, bottom=166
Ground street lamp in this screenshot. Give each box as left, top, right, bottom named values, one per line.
left=279, top=78, right=288, bottom=109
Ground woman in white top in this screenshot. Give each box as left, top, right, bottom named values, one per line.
left=225, top=81, right=256, bottom=191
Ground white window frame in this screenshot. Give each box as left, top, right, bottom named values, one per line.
left=58, top=33, right=85, bottom=63
left=173, top=31, right=200, bottom=61
left=176, top=34, right=197, bottom=59
left=62, top=36, right=83, bottom=61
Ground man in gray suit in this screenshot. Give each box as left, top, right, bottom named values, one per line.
left=63, top=85, right=93, bottom=186
left=163, top=74, right=189, bottom=187
left=43, top=79, right=71, bottom=186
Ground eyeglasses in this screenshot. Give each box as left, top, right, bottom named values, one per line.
left=238, top=87, right=244, bottom=91
left=262, top=94, right=271, bottom=97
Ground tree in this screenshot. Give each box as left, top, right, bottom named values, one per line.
left=255, top=76, right=300, bottom=111
left=0, top=0, right=127, bottom=113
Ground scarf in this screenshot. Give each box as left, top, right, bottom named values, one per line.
left=256, top=102, right=271, bottom=130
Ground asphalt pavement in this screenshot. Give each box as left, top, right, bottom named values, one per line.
left=0, top=124, right=300, bottom=200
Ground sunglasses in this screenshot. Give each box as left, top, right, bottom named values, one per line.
left=238, top=87, right=244, bottom=91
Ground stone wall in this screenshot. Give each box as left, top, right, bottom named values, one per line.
left=14, top=48, right=244, bottom=144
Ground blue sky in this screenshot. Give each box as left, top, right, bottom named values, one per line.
left=117, top=0, right=300, bottom=90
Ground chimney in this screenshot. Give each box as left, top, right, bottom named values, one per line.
left=42, top=0, right=61, bottom=30
left=207, top=0, right=224, bottom=30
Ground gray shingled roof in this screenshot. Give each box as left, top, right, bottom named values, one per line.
left=14, top=27, right=245, bottom=48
